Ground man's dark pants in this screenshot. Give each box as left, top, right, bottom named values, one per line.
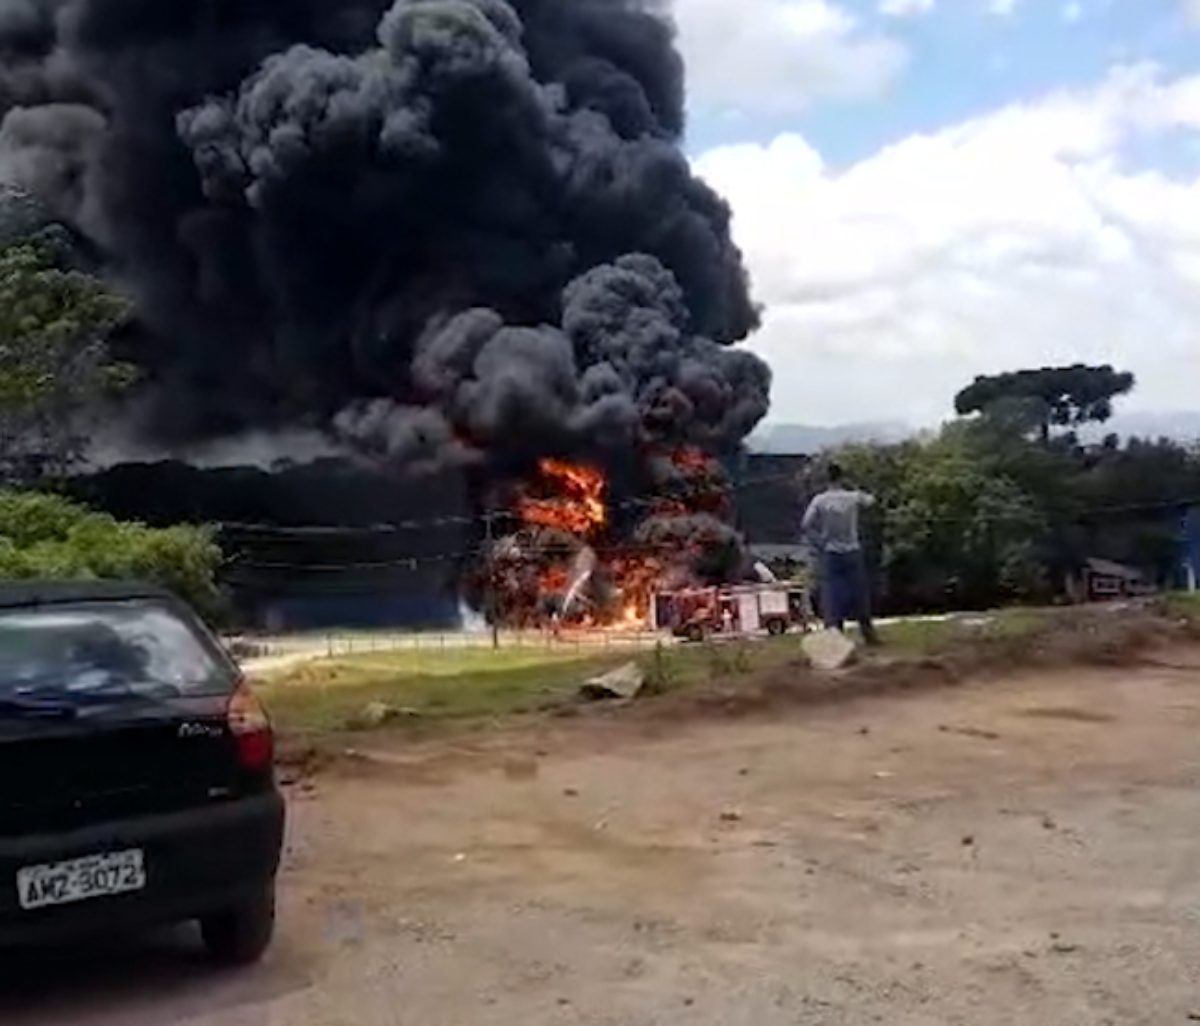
left=820, top=549, right=880, bottom=645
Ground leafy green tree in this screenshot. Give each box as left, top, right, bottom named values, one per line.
left=955, top=365, right=1135, bottom=443
left=807, top=364, right=1200, bottom=614
left=878, top=436, right=1049, bottom=610
left=0, top=242, right=133, bottom=483
left=822, top=379, right=1200, bottom=614
left=823, top=430, right=1053, bottom=612
left=0, top=490, right=224, bottom=620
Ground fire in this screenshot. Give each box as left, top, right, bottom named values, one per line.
left=603, top=550, right=663, bottom=630
left=486, top=447, right=736, bottom=632
left=671, top=447, right=712, bottom=473
left=518, top=458, right=607, bottom=537
left=538, top=564, right=570, bottom=595
left=666, top=446, right=730, bottom=518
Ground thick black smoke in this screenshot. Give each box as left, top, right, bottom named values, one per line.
left=0, top=0, right=768, bottom=468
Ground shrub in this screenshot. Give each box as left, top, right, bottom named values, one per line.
left=0, top=490, right=223, bottom=619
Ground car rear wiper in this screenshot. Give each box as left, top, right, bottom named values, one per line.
left=0, top=697, right=79, bottom=721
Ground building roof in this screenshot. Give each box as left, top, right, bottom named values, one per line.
left=1085, top=558, right=1145, bottom=582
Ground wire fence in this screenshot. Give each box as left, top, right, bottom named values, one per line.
left=227, top=625, right=672, bottom=670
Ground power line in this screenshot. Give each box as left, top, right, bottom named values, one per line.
left=199, top=448, right=1200, bottom=582
left=214, top=470, right=1200, bottom=543
left=225, top=536, right=757, bottom=574
left=222, top=501, right=1200, bottom=575
left=211, top=467, right=821, bottom=539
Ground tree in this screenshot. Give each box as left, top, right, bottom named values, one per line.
left=813, top=366, right=1200, bottom=614
left=955, top=365, right=1135, bottom=444
left=877, top=436, right=1049, bottom=610
left=0, top=241, right=133, bottom=483
left=825, top=434, right=1051, bottom=613
left=0, top=490, right=224, bottom=620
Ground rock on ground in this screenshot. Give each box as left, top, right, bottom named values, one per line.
left=802, top=629, right=858, bottom=671
left=579, top=662, right=646, bottom=701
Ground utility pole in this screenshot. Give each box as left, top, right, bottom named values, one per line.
left=1184, top=506, right=1199, bottom=594
left=484, top=512, right=500, bottom=650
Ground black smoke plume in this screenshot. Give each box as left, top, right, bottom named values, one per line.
left=0, top=0, right=769, bottom=469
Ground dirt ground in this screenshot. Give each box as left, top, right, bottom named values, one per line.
left=5, top=650, right=1200, bottom=1026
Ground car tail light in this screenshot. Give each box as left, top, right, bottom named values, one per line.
left=227, top=683, right=274, bottom=771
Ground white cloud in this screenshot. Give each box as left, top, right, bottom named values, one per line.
left=672, top=0, right=908, bottom=114
left=1062, top=1, right=1084, bottom=23
left=988, top=0, right=1020, bottom=16
left=1185, top=0, right=1200, bottom=26
left=879, top=0, right=935, bottom=17
left=696, top=66, right=1200, bottom=427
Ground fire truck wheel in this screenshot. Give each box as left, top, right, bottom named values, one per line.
left=685, top=624, right=706, bottom=644
left=766, top=618, right=788, bottom=637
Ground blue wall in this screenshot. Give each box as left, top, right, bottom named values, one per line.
left=1181, top=507, right=1200, bottom=589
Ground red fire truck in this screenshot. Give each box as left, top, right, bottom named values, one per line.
left=652, top=583, right=813, bottom=642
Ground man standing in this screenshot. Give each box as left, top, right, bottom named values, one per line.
left=802, top=463, right=880, bottom=646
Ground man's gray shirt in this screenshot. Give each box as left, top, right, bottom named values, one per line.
left=802, top=488, right=876, bottom=554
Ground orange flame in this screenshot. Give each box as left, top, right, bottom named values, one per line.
left=539, top=564, right=571, bottom=595
left=671, top=447, right=712, bottom=473
left=499, top=448, right=729, bottom=631
left=519, top=458, right=607, bottom=537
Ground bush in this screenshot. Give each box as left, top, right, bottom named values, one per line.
left=0, top=490, right=224, bottom=619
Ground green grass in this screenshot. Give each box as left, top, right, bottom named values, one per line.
left=256, top=638, right=817, bottom=735
left=255, top=608, right=1070, bottom=737
left=1163, top=591, right=1200, bottom=619
left=877, top=608, right=1049, bottom=656
left=256, top=647, right=629, bottom=734
left=640, top=636, right=807, bottom=693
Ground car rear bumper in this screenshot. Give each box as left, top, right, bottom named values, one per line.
left=0, top=790, right=285, bottom=946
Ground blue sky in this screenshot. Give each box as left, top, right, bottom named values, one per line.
left=687, top=0, right=1199, bottom=164
left=819, top=1, right=1192, bottom=160
left=675, top=0, right=1200, bottom=427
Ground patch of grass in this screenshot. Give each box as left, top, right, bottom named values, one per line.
left=878, top=608, right=1048, bottom=656
left=641, top=636, right=807, bottom=693
left=1163, top=591, right=1200, bottom=620
left=875, top=618, right=958, bottom=656
left=257, top=636, right=813, bottom=736
left=258, top=601, right=1184, bottom=740
left=257, top=647, right=627, bottom=734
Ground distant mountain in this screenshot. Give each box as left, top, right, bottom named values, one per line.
left=751, top=412, right=1200, bottom=455
left=748, top=421, right=914, bottom=455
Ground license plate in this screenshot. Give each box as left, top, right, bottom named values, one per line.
left=17, top=850, right=146, bottom=911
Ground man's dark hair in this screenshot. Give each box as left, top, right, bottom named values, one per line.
left=827, top=461, right=845, bottom=484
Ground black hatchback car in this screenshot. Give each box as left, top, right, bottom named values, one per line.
left=0, top=582, right=284, bottom=965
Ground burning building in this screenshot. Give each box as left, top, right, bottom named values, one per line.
left=482, top=447, right=747, bottom=628
left=0, top=0, right=772, bottom=626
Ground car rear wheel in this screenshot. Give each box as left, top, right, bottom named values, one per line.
left=201, top=886, right=276, bottom=966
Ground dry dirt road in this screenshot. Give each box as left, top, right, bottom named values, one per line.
left=5, top=652, right=1200, bottom=1026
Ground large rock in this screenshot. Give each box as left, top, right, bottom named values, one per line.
left=803, top=630, right=858, bottom=671
left=348, top=701, right=420, bottom=730
left=579, top=662, right=646, bottom=702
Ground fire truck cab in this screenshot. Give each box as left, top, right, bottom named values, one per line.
left=652, top=584, right=811, bottom=642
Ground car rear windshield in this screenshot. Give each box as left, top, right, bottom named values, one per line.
left=0, top=600, right=230, bottom=700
